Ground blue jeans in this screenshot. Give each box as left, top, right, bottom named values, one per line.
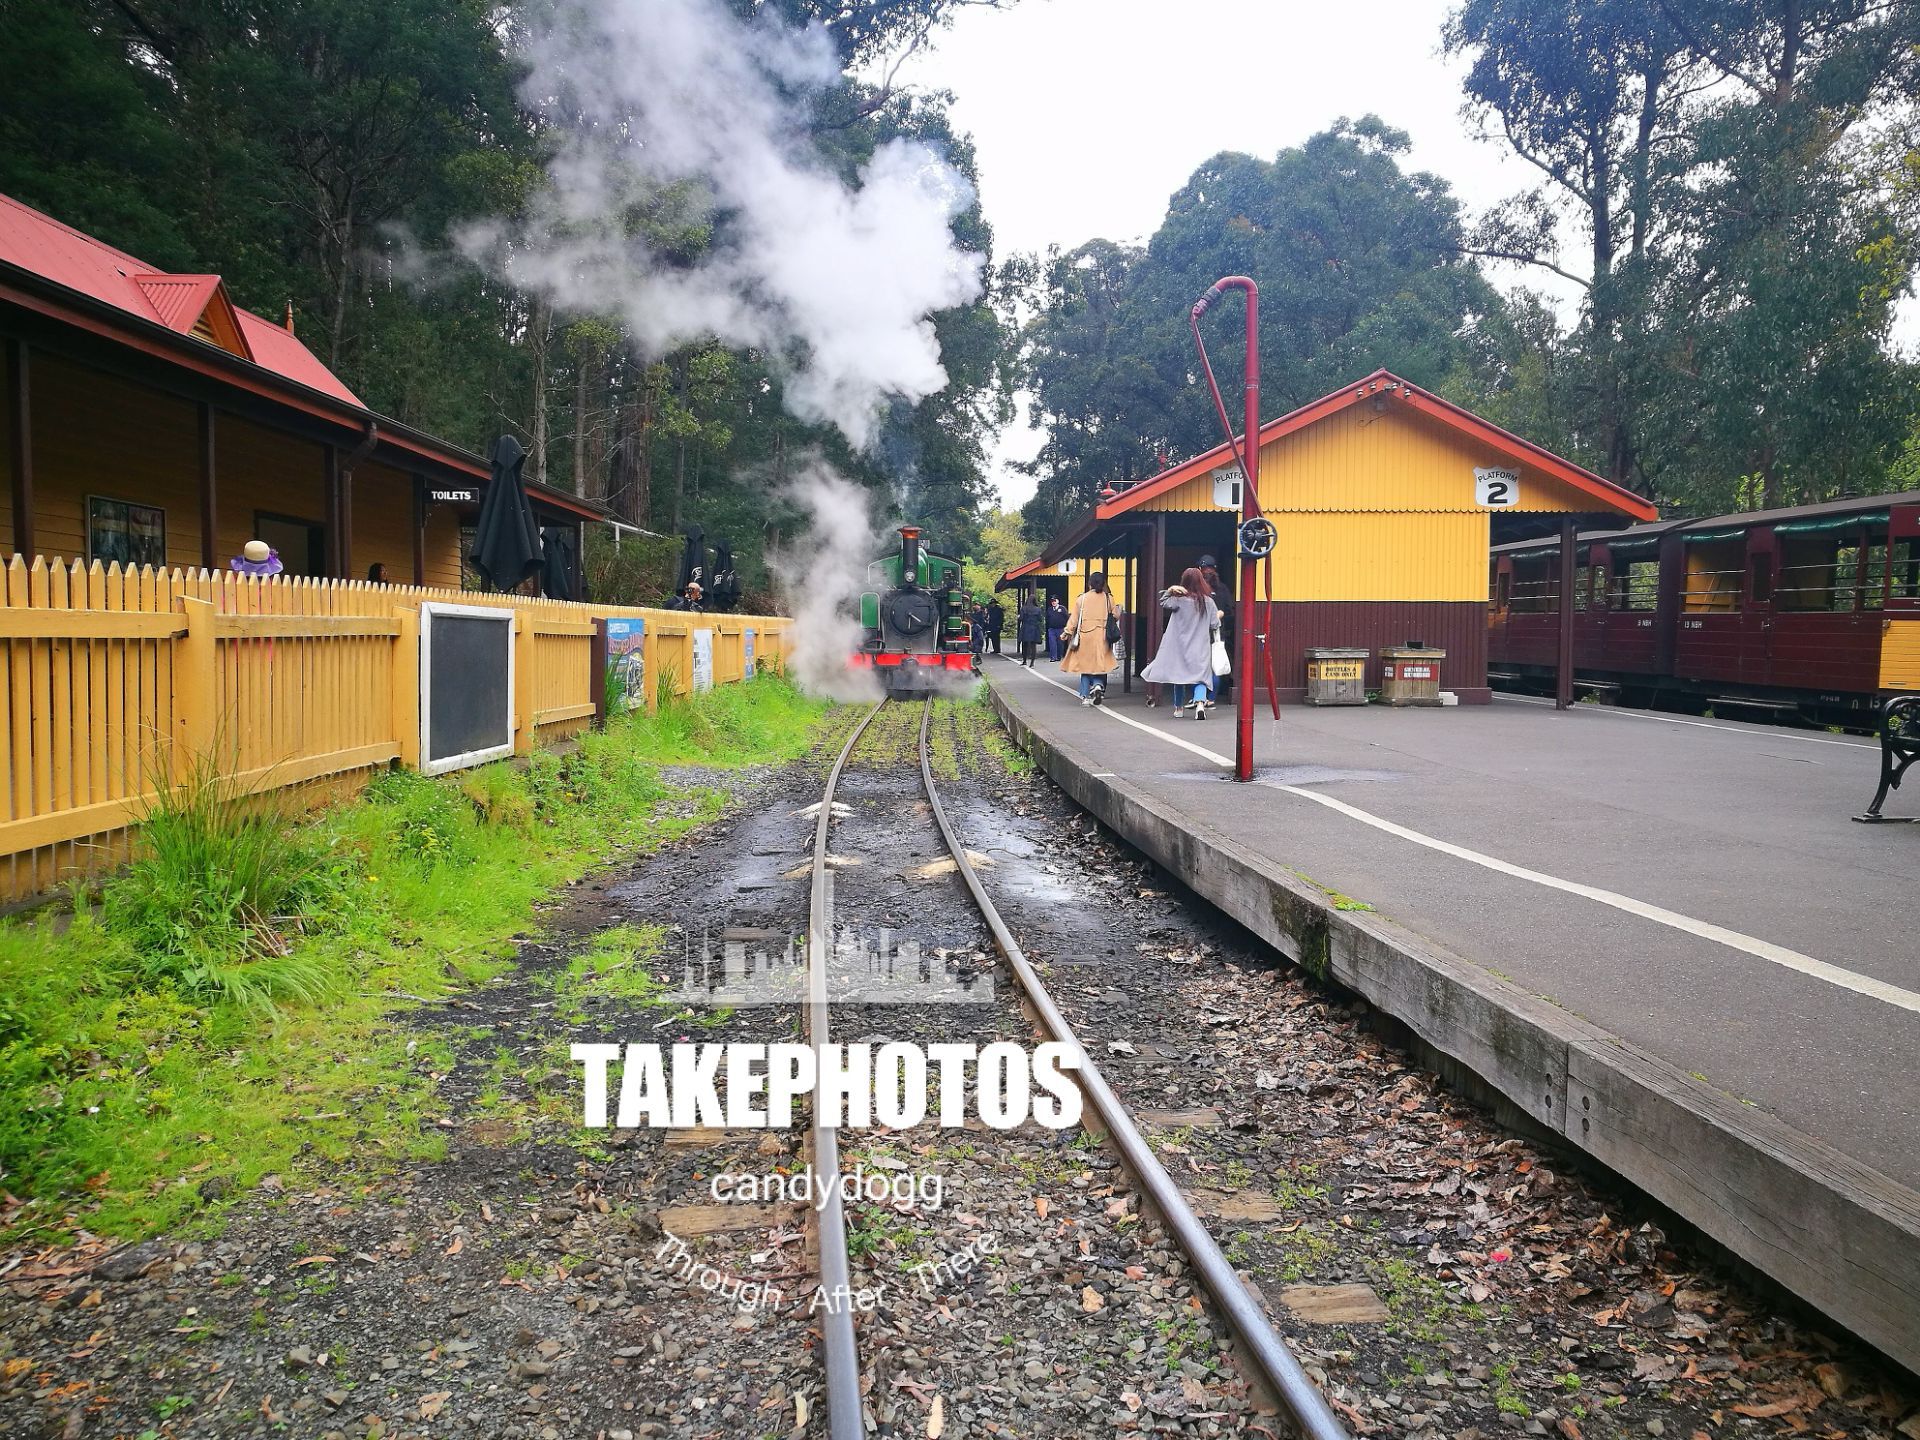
left=1174, top=679, right=1213, bottom=707
left=1077, top=672, right=1107, bottom=698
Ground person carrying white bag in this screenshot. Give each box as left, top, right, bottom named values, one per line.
left=1141, top=566, right=1223, bottom=719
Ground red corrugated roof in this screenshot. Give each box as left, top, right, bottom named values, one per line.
left=0, top=191, right=360, bottom=406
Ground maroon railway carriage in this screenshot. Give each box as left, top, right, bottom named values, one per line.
left=1488, top=492, right=1920, bottom=727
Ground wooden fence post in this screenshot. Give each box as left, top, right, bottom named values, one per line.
left=514, top=610, right=537, bottom=755
left=177, top=597, right=217, bottom=771
left=392, top=605, right=420, bottom=769
left=590, top=618, right=609, bottom=728
left=643, top=623, right=659, bottom=715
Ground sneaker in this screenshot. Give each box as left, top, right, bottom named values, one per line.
left=1193, top=701, right=1210, bottom=720
left=1091, top=686, right=1106, bottom=706
left=1080, top=694, right=1095, bottom=706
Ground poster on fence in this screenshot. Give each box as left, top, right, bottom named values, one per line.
left=604, top=616, right=646, bottom=711
left=743, top=629, right=756, bottom=680
left=692, top=629, right=715, bottom=692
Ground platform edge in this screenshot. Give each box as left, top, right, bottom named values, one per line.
left=986, top=674, right=1920, bottom=1376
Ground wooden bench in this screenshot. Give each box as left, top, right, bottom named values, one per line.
left=1855, top=694, right=1919, bottom=823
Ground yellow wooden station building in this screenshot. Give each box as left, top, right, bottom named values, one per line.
left=1011, top=370, right=1657, bottom=702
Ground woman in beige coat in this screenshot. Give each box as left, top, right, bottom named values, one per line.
left=1060, top=572, right=1120, bottom=705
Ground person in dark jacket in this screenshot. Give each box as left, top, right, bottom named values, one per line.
left=1044, top=596, right=1068, bottom=661
left=969, top=601, right=989, bottom=666
left=667, top=582, right=706, bottom=612
left=1015, top=592, right=1044, bottom=666
left=985, top=597, right=1006, bottom=654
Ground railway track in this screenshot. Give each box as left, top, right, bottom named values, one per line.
left=801, top=697, right=1349, bottom=1440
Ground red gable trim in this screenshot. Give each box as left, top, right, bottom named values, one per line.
left=1095, top=369, right=1657, bottom=523
left=1003, top=557, right=1046, bottom=582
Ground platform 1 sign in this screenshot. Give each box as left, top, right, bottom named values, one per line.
left=1475, top=467, right=1520, bottom=508
left=605, top=616, right=646, bottom=711
left=692, top=629, right=715, bottom=692
left=1212, top=464, right=1244, bottom=509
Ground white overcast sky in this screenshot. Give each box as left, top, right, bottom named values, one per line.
left=883, top=0, right=1918, bottom=507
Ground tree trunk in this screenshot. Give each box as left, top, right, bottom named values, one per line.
left=528, top=297, right=551, bottom=488
left=573, top=352, right=591, bottom=496
left=672, top=437, right=687, bottom=534
left=326, top=191, right=355, bottom=370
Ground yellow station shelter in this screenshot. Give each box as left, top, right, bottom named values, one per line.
left=1019, top=370, right=1658, bottom=702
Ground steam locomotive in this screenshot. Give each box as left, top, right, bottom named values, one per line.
left=850, top=525, right=976, bottom=696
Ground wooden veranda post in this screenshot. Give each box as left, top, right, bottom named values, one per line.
left=197, top=404, right=218, bottom=570
left=1556, top=519, right=1577, bottom=710
left=7, top=339, right=33, bottom=561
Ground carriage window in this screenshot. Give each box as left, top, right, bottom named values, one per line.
left=1682, top=539, right=1744, bottom=612
left=1776, top=535, right=1867, bottom=611
left=1612, top=560, right=1659, bottom=611
left=1494, top=568, right=1511, bottom=609
left=1750, top=554, right=1773, bottom=605
left=1510, top=556, right=1556, bottom=613
left=1576, top=564, right=1607, bottom=610
left=1889, top=540, right=1920, bottom=603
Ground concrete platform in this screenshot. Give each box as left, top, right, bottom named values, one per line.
left=983, top=656, right=1920, bottom=1373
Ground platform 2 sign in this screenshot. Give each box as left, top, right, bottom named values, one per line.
left=692, top=629, right=715, bottom=693
left=1475, top=467, right=1520, bottom=508
left=420, top=602, right=515, bottom=775
left=605, top=616, right=646, bottom=712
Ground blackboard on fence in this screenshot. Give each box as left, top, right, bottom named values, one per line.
left=421, top=602, right=515, bottom=775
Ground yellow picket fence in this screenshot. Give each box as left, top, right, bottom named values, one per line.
left=0, top=555, right=791, bottom=901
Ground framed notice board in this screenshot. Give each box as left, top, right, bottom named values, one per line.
left=420, top=602, right=515, bottom=775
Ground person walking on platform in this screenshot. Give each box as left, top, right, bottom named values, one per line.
left=986, top=596, right=1006, bottom=655
left=1141, top=567, right=1219, bottom=719
left=1044, top=596, right=1068, bottom=661
left=1199, top=555, right=1233, bottom=703
left=1016, top=592, right=1044, bottom=666
left=1061, top=572, right=1120, bottom=705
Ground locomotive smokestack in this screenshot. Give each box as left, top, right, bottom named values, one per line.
left=899, top=525, right=922, bottom=585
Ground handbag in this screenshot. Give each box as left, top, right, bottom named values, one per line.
left=1209, top=610, right=1232, bottom=677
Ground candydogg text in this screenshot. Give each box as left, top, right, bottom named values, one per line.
left=570, top=1041, right=1083, bottom=1130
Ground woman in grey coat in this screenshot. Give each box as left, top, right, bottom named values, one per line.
left=1140, top=567, right=1219, bottom=718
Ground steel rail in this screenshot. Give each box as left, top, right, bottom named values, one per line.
left=913, top=703, right=1352, bottom=1440
left=806, top=698, right=886, bottom=1440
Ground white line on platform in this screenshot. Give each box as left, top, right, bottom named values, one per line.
left=1496, top=693, right=1874, bottom=749
left=1000, top=659, right=1920, bottom=1016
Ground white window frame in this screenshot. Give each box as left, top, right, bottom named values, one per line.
left=419, top=601, right=516, bottom=775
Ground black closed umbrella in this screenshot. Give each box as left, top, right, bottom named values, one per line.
left=540, top=525, right=579, bottom=601
left=469, top=435, right=544, bottom=592
left=675, top=525, right=708, bottom=595
left=710, top=537, right=740, bottom=612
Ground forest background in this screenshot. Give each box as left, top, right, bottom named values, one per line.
left=5, top=0, right=1917, bottom=602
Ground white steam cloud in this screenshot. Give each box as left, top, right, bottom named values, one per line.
left=459, top=0, right=985, bottom=448
left=768, top=459, right=884, bottom=700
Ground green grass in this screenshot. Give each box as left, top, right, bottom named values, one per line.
left=0, top=675, right=829, bottom=1241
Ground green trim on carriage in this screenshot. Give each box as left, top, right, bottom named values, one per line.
left=1774, top=511, right=1889, bottom=535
